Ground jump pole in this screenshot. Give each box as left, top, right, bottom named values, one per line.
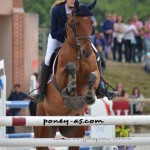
left=0, top=116, right=150, bottom=126
left=0, top=137, right=150, bottom=147
left=6, top=131, right=90, bottom=138
left=0, top=75, right=6, bottom=150
left=6, top=101, right=30, bottom=108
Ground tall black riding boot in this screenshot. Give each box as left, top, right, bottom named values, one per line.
left=95, top=52, right=117, bottom=100
left=31, top=63, right=50, bottom=103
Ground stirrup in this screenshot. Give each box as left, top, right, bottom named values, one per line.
left=107, top=90, right=118, bottom=100
left=103, top=84, right=118, bottom=100
left=100, top=77, right=118, bottom=100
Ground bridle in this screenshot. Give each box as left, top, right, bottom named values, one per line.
left=66, top=15, right=93, bottom=69
left=66, top=15, right=92, bottom=47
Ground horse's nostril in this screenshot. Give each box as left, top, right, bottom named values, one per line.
left=82, top=49, right=90, bottom=59
left=82, top=50, right=88, bottom=58
left=83, top=50, right=86, bottom=54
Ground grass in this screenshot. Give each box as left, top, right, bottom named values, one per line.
left=103, top=61, right=150, bottom=98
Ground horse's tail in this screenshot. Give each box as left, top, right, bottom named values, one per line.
left=28, top=101, right=37, bottom=116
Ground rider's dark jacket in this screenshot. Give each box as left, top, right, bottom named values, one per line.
left=50, top=2, right=67, bottom=43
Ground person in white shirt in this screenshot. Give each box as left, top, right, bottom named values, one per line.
left=132, top=15, right=144, bottom=63
left=113, top=15, right=126, bottom=62
left=124, top=19, right=138, bottom=63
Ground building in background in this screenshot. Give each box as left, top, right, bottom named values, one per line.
left=0, top=0, right=39, bottom=96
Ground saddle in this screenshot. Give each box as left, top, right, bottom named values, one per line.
left=49, top=47, right=60, bottom=77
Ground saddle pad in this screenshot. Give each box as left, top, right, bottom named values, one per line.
left=47, top=49, right=60, bottom=84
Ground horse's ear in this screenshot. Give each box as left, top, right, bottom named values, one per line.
left=88, top=0, right=97, bottom=10
left=74, top=0, right=80, bottom=12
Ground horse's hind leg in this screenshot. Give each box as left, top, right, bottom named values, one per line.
left=35, top=103, right=57, bottom=150
left=34, top=126, right=57, bottom=150
left=85, top=73, right=97, bottom=105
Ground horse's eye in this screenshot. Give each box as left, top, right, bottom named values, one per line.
left=91, top=20, right=94, bottom=24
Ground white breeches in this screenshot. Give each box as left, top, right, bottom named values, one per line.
left=44, top=34, right=62, bottom=66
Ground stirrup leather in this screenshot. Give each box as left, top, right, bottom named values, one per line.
left=28, top=93, right=45, bottom=104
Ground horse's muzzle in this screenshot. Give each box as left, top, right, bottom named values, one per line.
left=81, top=49, right=92, bottom=59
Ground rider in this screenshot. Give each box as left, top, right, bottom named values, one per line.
left=32, top=0, right=115, bottom=103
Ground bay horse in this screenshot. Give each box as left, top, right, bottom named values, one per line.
left=34, top=0, right=100, bottom=150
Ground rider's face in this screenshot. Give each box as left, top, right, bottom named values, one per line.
left=67, top=0, right=75, bottom=8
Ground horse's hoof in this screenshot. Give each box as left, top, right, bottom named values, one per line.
left=87, top=73, right=97, bottom=87
left=67, top=62, right=77, bottom=77
left=84, top=96, right=95, bottom=105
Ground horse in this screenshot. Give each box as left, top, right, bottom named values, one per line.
left=33, top=0, right=100, bottom=150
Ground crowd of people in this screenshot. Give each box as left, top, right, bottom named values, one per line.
left=92, top=13, right=150, bottom=69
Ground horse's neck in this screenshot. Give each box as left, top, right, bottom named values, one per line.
left=65, top=37, right=77, bottom=48
left=61, top=38, right=79, bottom=57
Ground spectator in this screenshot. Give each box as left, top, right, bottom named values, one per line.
left=133, top=14, right=144, bottom=63
left=144, top=15, right=150, bottom=72
left=131, top=87, right=144, bottom=133
left=91, top=16, right=98, bottom=43
left=111, top=13, right=117, bottom=23
left=99, top=32, right=107, bottom=54
left=112, top=82, right=129, bottom=116
left=124, top=19, right=138, bottom=63
left=93, top=31, right=106, bottom=71
left=113, top=15, right=126, bottom=62
left=101, top=13, right=114, bottom=58
left=144, top=14, right=150, bottom=55
left=113, top=82, right=129, bottom=101
left=8, top=84, right=28, bottom=116
left=111, top=14, right=118, bottom=62
left=92, top=16, right=98, bottom=27
left=6, top=84, right=28, bottom=133
left=94, top=31, right=107, bottom=53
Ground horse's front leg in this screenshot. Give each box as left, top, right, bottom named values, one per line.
left=84, top=73, right=97, bottom=105
left=63, top=62, right=77, bottom=96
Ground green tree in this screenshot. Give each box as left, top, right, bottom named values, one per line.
left=24, top=0, right=150, bottom=28
left=24, top=0, right=55, bottom=27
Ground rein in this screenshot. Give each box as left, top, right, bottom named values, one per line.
left=66, top=16, right=92, bottom=70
